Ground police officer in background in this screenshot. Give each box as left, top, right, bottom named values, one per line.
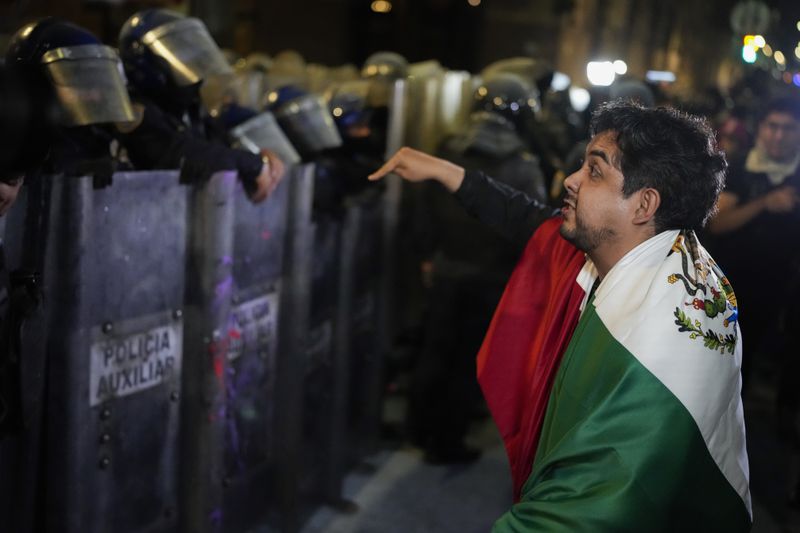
left=117, top=9, right=283, bottom=201
left=406, top=73, right=548, bottom=463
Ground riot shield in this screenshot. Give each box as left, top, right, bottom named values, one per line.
left=341, top=190, right=386, bottom=461
left=299, top=208, right=349, bottom=516
left=38, top=170, right=188, bottom=533
left=272, top=163, right=316, bottom=533
left=178, top=171, right=238, bottom=533
left=219, top=169, right=290, bottom=533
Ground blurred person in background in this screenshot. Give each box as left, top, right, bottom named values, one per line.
left=707, top=97, right=800, bottom=429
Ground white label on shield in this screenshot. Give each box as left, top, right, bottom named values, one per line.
left=90, top=322, right=183, bottom=407
left=228, top=290, right=279, bottom=361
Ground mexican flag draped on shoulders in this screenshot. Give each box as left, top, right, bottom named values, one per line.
left=478, top=217, right=751, bottom=532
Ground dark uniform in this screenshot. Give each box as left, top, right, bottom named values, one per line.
left=407, top=111, right=549, bottom=462
left=709, top=160, right=800, bottom=420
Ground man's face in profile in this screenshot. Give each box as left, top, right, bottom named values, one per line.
left=559, top=131, right=632, bottom=253
left=758, top=111, right=800, bottom=163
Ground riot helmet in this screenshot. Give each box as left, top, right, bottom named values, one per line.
left=269, top=86, right=342, bottom=156
left=481, top=57, right=553, bottom=102
left=327, top=80, right=372, bottom=136
left=361, top=52, right=407, bottom=111
left=6, top=18, right=134, bottom=127
left=119, top=9, right=233, bottom=107
left=243, top=52, right=273, bottom=74
left=448, top=111, right=526, bottom=160
left=228, top=52, right=272, bottom=110
left=219, top=103, right=301, bottom=165
left=327, top=79, right=391, bottom=156
left=268, top=49, right=309, bottom=91
left=473, top=73, right=539, bottom=132
left=361, top=51, right=408, bottom=80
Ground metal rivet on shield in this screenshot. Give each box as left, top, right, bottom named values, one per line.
left=170, top=391, right=179, bottom=402
left=100, top=408, right=111, bottom=420
left=203, top=337, right=210, bottom=345
left=98, top=456, right=111, bottom=470
left=102, top=322, right=113, bottom=334
left=173, top=309, right=183, bottom=320
left=99, top=433, right=111, bottom=444
left=212, top=330, right=221, bottom=342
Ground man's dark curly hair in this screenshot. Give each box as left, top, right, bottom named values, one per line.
left=590, top=100, right=727, bottom=232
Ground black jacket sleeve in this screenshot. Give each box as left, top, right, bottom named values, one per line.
left=119, top=100, right=263, bottom=190
left=453, top=169, right=558, bottom=248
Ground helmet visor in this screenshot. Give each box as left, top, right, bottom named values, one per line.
left=41, top=44, right=135, bottom=126
left=276, top=95, right=342, bottom=154
left=231, top=111, right=301, bottom=165
left=142, top=18, right=233, bottom=87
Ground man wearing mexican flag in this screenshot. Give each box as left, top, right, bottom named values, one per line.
left=369, top=101, right=751, bottom=531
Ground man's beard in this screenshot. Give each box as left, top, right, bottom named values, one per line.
left=559, top=212, right=616, bottom=253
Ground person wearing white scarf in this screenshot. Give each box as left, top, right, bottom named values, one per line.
left=707, top=96, right=800, bottom=458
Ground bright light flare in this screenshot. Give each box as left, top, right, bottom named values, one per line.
left=569, top=87, right=591, bottom=112
left=586, top=61, right=616, bottom=86
left=613, top=60, right=628, bottom=75
left=550, top=72, right=571, bottom=91
left=742, top=45, right=757, bottom=63
left=645, top=70, right=676, bottom=83
left=775, top=50, right=786, bottom=64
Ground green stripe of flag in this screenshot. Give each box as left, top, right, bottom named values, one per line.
left=493, top=303, right=750, bottom=532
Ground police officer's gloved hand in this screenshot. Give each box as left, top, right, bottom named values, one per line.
left=249, top=149, right=284, bottom=204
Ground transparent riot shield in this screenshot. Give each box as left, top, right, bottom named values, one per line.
left=381, top=80, right=407, bottom=347
left=341, top=189, right=387, bottom=461
left=272, top=163, right=316, bottom=533
left=178, top=171, right=238, bottom=533
left=36, top=170, right=188, bottom=533
left=218, top=168, right=290, bottom=533
left=299, top=207, right=349, bottom=517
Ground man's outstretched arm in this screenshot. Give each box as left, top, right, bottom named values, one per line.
left=369, top=147, right=556, bottom=247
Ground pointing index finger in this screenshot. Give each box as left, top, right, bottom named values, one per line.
left=368, top=151, right=403, bottom=181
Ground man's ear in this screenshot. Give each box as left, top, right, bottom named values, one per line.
left=632, top=187, right=660, bottom=225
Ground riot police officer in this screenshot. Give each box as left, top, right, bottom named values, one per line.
left=6, top=18, right=136, bottom=183
left=117, top=9, right=283, bottom=202
left=407, top=72, right=548, bottom=463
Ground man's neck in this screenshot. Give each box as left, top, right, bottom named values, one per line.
left=590, top=228, right=657, bottom=280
